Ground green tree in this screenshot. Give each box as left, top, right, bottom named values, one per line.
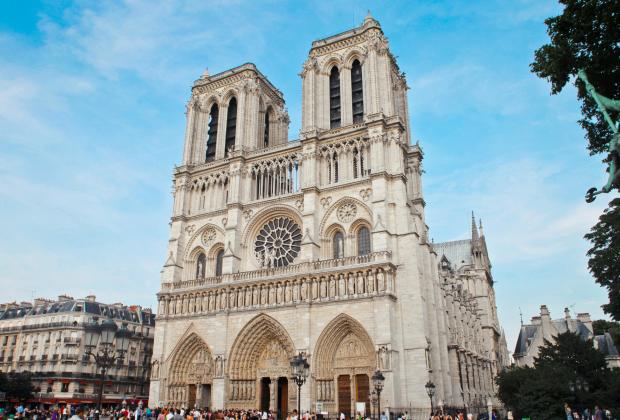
left=0, top=371, right=34, bottom=401
left=592, top=319, right=620, bottom=346
left=496, top=332, right=620, bottom=419
left=585, top=198, right=620, bottom=320
left=531, top=0, right=620, bottom=154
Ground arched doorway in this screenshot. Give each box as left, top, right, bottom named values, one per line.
left=167, top=333, right=214, bottom=408
left=228, top=314, right=296, bottom=413
left=314, top=314, right=376, bottom=419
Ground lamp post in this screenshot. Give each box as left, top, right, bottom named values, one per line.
left=425, top=381, right=436, bottom=416
left=371, top=370, right=384, bottom=420
left=568, top=377, right=589, bottom=410
left=83, top=319, right=131, bottom=411
left=290, top=352, right=309, bottom=419
left=370, top=390, right=378, bottom=420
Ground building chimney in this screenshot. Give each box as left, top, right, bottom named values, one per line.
left=57, top=295, right=73, bottom=302
left=531, top=316, right=542, bottom=326
left=85, top=295, right=96, bottom=302
left=577, top=313, right=593, bottom=334
left=564, top=307, right=571, bottom=319
left=540, top=305, right=550, bottom=318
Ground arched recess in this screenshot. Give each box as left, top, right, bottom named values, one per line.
left=227, top=314, right=296, bottom=410
left=166, top=332, right=214, bottom=408
left=241, top=205, right=303, bottom=271
left=313, top=314, right=376, bottom=416
left=319, top=197, right=372, bottom=238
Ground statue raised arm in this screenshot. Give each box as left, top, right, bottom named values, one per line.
left=577, top=69, right=620, bottom=202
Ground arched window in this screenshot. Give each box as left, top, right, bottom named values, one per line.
left=357, top=227, right=371, bottom=256
left=206, top=104, right=218, bottom=162
left=329, top=67, right=341, bottom=128
left=215, top=249, right=224, bottom=276
left=333, top=231, right=344, bottom=259
left=351, top=60, right=364, bottom=123
left=196, top=252, right=206, bottom=279
left=264, top=110, right=270, bottom=147
left=225, top=97, right=237, bottom=154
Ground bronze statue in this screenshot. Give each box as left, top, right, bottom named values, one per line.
left=578, top=69, right=620, bottom=202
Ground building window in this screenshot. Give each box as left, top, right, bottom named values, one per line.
left=206, top=104, right=218, bottom=162
left=196, top=252, right=206, bottom=279
left=333, top=231, right=345, bottom=259
left=351, top=60, right=364, bottom=123
left=215, top=249, right=224, bottom=276
left=225, top=97, right=237, bottom=154
left=329, top=67, right=341, bottom=128
left=61, top=383, right=69, bottom=393
left=357, top=227, right=371, bottom=256
left=264, top=111, right=270, bottom=147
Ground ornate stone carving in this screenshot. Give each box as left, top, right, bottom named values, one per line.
left=222, top=217, right=228, bottom=227
left=185, top=224, right=196, bottom=235
left=201, top=227, right=217, bottom=246
left=320, top=196, right=332, bottom=209
left=337, top=201, right=357, bottom=223
left=359, top=188, right=372, bottom=201
left=243, top=209, right=253, bottom=220
left=295, top=198, right=304, bottom=212
left=254, top=217, right=302, bottom=268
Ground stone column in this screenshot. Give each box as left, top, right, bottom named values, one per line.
left=341, top=65, right=352, bottom=126
left=215, top=104, right=228, bottom=160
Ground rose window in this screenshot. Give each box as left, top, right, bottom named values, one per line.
left=337, top=202, right=357, bottom=223
left=254, top=217, right=302, bottom=267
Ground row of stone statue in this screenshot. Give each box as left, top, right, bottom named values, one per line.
left=159, top=267, right=395, bottom=317
left=229, top=380, right=256, bottom=401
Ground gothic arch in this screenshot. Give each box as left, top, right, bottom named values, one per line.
left=344, top=49, right=367, bottom=67
left=319, top=197, right=372, bottom=235
left=165, top=331, right=215, bottom=407
left=241, top=204, right=303, bottom=246
left=313, top=313, right=375, bottom=379
left=321, top=56, right=343, bottom=75
left=228, top=313, right=296, bottom=380
left=183, top=223, right=226, bottom=261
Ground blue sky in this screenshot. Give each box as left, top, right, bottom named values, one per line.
left=0, top=0, right=614, bottom=354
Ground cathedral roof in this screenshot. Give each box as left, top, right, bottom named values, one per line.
left=432, top=239, right=472, bottom=270
left=192, top=62, right=284, bottom=100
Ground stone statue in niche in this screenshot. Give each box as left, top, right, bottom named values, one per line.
left=378, top=345, right=390, bottom=369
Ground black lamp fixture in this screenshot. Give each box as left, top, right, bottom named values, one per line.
left=84, top=319, right=132, bottom=410
left=290, top=352, right=310, bottom=418
left=425, top=381, right=436, bottom=415
left=372, top=370, right=385, bottom=420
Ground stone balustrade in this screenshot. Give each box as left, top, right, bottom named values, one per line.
left=158, top=251, right=395, bottom=317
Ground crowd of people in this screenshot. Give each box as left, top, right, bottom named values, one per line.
left=564, top=403, right=614, bottom=420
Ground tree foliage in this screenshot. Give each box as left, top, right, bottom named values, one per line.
left=531, top=0, right=620, bottom=154
left=0, top=371, right=34, bottom=401
left=585, top=198, right=620, bottom=320
left=496, top=332, right=620, bottom=419
left=593, top=319, right=620, bottom=346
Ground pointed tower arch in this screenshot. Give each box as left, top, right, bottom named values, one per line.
left=228, top=314, right=296, bottom=412
left=166, top=332, right=215, bottom=408
left=313, top=314, right=376, bottom=417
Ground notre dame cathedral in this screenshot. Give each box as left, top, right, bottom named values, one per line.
left=149, top=13, right=509, bottom=417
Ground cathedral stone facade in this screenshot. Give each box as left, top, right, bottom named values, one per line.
left=149, top=14, right=508, bottom=416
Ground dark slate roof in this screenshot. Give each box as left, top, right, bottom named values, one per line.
left=514, top=325, right=538, bottom=356
left=0, top=298, right=154, bottom=325
left=594, top=333, right=619, bottom=357
left=433, top=239, right=472, bottom=270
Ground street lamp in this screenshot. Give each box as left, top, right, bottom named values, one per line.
left=425, top=381, right=436, bottom=416
left=84, top=319, right=132, bottom=410
left=371, top=370, right=384, bottom=420
left=290, top=352, right=309, bottom=419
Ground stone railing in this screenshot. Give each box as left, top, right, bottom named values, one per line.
left=158, top=251, right=395, bottom=318
left=162, top=251, right=392, bottom=292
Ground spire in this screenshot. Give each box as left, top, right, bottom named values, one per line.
left=478, top=218, right=484, bottom=237
left=363, top=10, right=380, bottom=27
left=471, top=211, right=479, bottom=241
